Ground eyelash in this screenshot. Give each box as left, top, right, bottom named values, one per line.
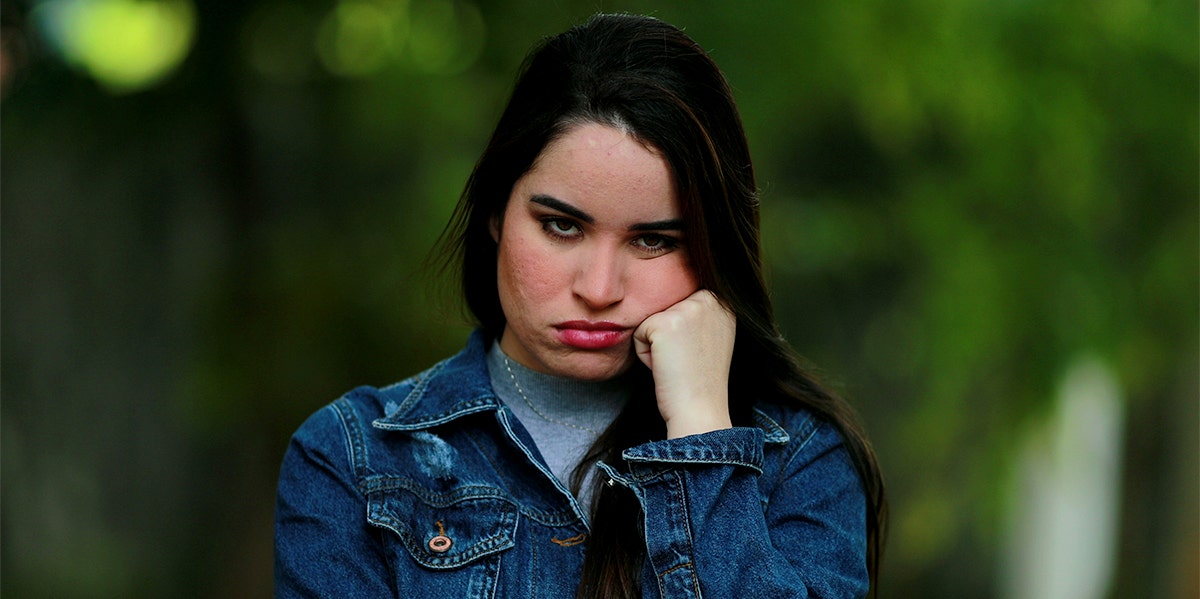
left=538, top=217, right=680, bottom=255
left=540, top=217, right=581, bottom=240
left=633, top=234, right=679, bottom=254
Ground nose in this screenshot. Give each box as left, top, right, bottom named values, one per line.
left=572, top=246, right=625, bottom=310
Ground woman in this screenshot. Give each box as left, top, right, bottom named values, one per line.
left=276, top=13, right=886, bottom=598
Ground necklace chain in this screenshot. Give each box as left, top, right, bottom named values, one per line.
left=502, top=355, right=600, bottom=434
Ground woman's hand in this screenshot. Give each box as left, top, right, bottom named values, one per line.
left=633, top=289, right=736, bottom=439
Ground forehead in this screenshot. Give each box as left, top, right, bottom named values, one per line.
left=518, top=123, right=679, bottom=220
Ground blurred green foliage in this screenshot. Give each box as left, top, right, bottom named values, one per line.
left=2, top=0, right=1196, bottom=597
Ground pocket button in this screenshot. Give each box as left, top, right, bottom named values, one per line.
left=429, top=535, right=453, bottom=553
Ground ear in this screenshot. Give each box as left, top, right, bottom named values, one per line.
left=489, top=213, right=501, bottom=243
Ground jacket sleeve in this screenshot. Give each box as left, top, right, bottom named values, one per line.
left=274, top=400, right=397, bottom=598
left=601, top=420, right=869, bottom=599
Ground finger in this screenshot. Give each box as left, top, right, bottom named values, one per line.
left=633, top=323, right=653, bottom=369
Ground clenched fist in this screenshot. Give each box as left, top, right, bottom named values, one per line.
left=633, top=290, right=736, bottom=439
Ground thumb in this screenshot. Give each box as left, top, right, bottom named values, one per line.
left=633, top=320, right=654, bottom=369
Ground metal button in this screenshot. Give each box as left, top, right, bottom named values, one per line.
left=429, top=535, right=452, bottom=553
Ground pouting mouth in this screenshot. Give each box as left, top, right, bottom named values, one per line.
left=555, top=320, right=629, bottom=331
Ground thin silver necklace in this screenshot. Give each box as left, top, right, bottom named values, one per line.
left=502, top=355, right=600, bottom=434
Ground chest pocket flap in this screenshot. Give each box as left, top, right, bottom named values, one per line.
left=366, top=482, right=519, bottom=570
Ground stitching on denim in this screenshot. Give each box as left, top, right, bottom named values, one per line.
left=781, top=415, right=825, bottom=475
left=494, top=409, right=591, bottom=526
left=373, top=399, right=498, bottom=430
left=332, top=397, right=370, bottom=479
left=790, top=411, right=819, bottom=450
left=674, top=470, right=701, bottom=596
left=457, top=416, right=582, bottom=527
left=549, top=533, right=587, bottom=547
left=620, top=430, right=766, bottom=474
left=648, top=469, right=700, bottom=598
left=658, top=561, right=701, bottom=597
left=529, top=520, right=538, bottom=599
left=370, top=403, right=584, bottom=526
left=627, top=456, right=763, bottom=473
left=488, top=545, right=503, bottom=599
left=662, top=559, right=700, bottom=597
left=624, top=434, right=763, bottom=475
left=367, top=493, right=520, bottom=569
left=394, top=358, right=446, bottom=416
left=377, top=371, right=419, bottom=394
left=362, top=475, right=509, bottom=504
left=487, top=549, right=501, bottom=599
left=660, top=562, right=693, bottom=577
left=752, top=407, right=790, bottom=444
left=397, top=530, right=510, bottom=569
left=628, top=467, right=670, bottom=486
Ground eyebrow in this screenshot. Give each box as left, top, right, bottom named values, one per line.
left=529, top=194, right=684, bottom=232
left=531, top=195, right=593, bottom=224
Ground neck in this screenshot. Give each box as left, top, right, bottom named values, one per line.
left=486, top=342, right=630, bottom=434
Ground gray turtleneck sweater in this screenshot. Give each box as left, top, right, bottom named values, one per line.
left=486, top=343, right=629, bottom=507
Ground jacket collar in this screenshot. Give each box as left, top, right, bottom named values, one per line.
left=752, top=408, right=791, bottom=445
left=372, top=330, right=502, bottom=431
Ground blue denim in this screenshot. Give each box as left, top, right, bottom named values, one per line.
left=275, top=331, right=869, bottom=598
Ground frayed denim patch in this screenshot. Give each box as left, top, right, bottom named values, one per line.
left=410, top=431, right=458, bottom=479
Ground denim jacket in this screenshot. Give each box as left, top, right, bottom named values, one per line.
left=275, top=331, right=869, bottom=598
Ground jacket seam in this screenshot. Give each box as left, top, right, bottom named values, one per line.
left=778, top=412, right=823, bottom=477
left=651, top=470, right=701, bottom=598
left=331, top=396, right=370, bottom=480
left=361, top=476, right=512, bottom=504
left=394, top=359, right=446, bottom=417
left=465, top=416, right=583, bottom=527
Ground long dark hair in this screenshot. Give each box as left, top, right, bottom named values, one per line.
left=438, top=13, right=886, bottom=597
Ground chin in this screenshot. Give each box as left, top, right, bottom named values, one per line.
left=556, top=355, right=634, bottom=382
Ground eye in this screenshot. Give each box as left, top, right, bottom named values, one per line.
left=633, top=234, right=680, bottom=255
left=541, top=217, right=582, bottom=240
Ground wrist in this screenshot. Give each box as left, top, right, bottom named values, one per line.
left=664, top=412, right=733, bottom=439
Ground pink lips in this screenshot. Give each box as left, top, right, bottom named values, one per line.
left=555, top=320, right=630, bottom=350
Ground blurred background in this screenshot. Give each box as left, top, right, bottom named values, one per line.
left=1, top=0, right=1196, bottom=596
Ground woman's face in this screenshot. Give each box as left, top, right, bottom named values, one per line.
left=494, top=122, right=700, bottom=381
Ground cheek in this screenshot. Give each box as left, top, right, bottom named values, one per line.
left=498, top=237, right=564, bottom=305
left=633, top=258, right=700, bottom=311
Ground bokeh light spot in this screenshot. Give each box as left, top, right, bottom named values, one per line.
left=316, top=0, right=409, bottom=78
left=33, top=0, right=196, bottom=94
left=406, top=0, right=484, bottom=75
